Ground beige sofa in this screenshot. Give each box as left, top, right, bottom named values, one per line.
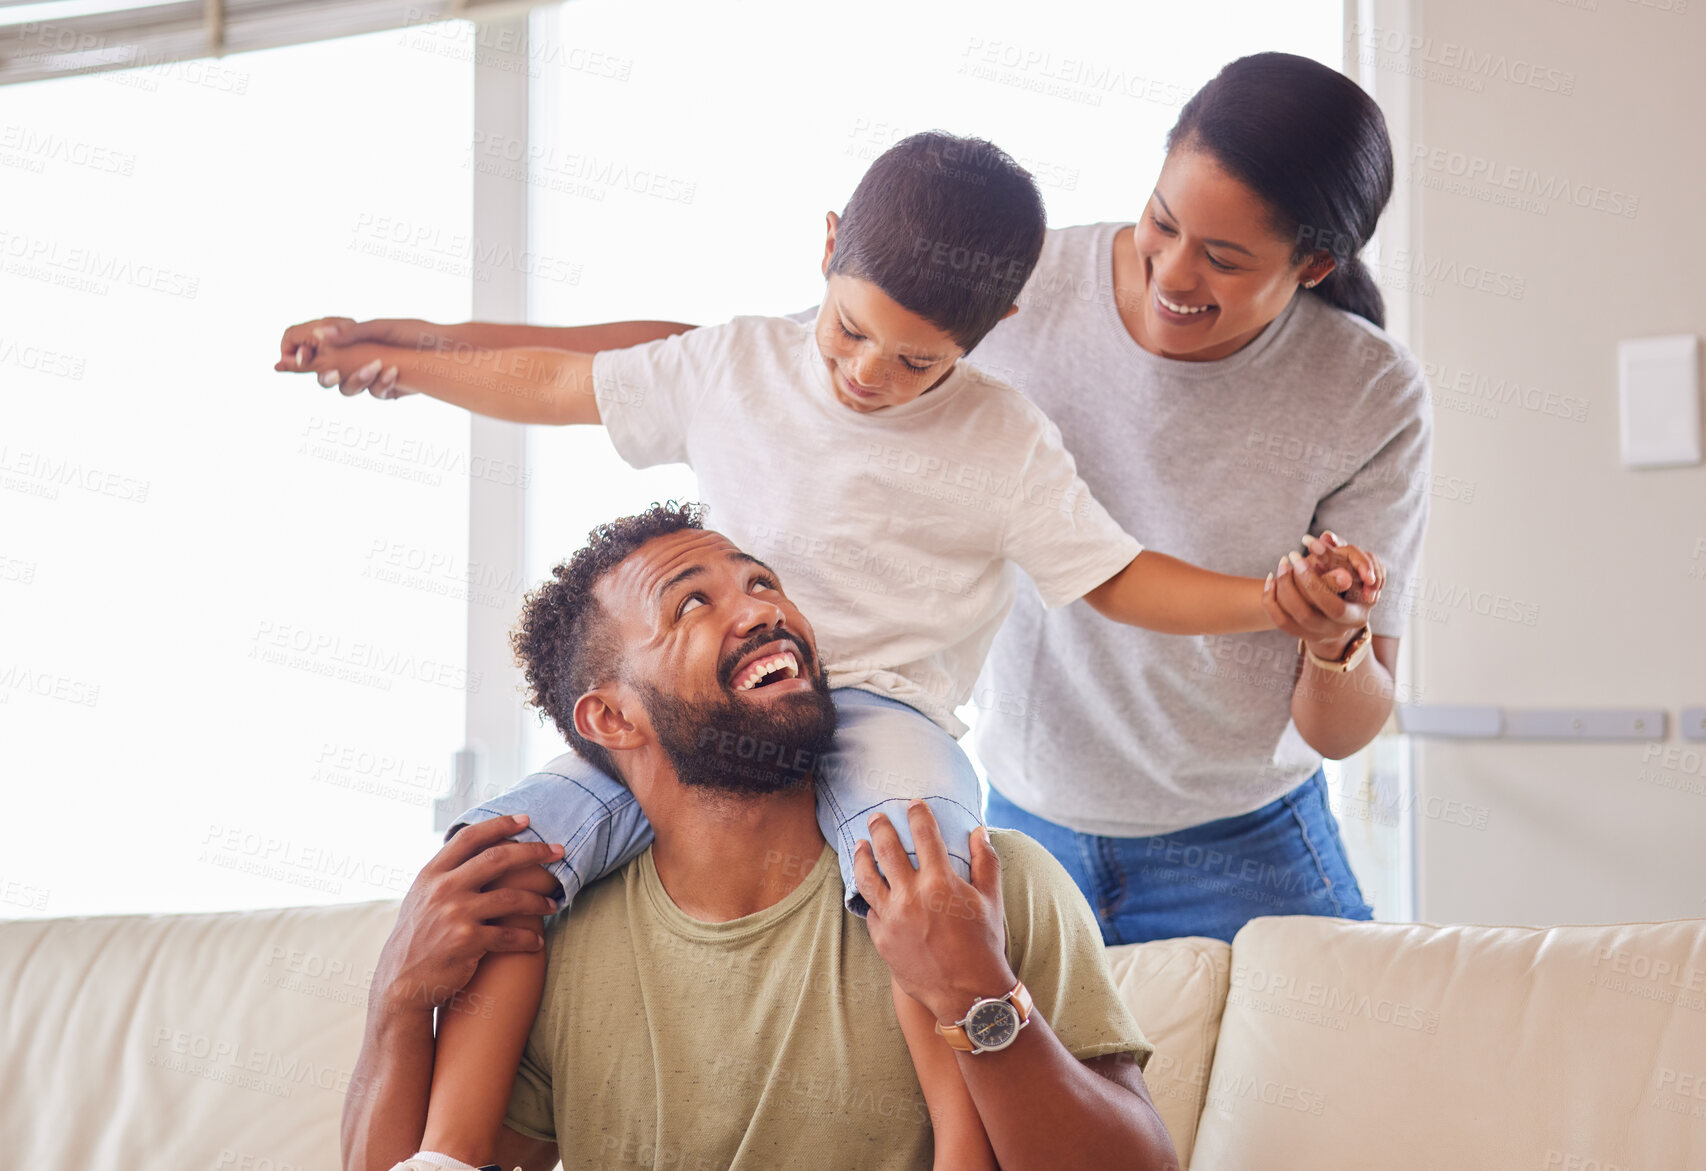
left=6, top=901, right=1705, bottom=1169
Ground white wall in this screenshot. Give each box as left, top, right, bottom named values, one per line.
left=1393, top=0, right=1706, bottom=923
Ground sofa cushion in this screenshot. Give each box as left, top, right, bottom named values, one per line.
left=2, top=899, right=398, bottom=1170
left=1190, top=916, right=1706, bottom=1170
left=1105, top=936, right=1231, bottom=1168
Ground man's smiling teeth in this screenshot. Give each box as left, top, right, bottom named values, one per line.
left=1158, top=292, right=1212, bottom=315
left=734, top=651, right=800, bottom=691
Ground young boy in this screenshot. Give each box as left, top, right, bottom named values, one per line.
left=280, top=131, right=1380, bottom=1171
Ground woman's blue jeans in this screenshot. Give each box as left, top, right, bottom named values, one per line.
left=985, top=769, right=1373, bottom=945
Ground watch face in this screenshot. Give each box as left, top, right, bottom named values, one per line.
left=966, top=999, right=1020, bottom=1051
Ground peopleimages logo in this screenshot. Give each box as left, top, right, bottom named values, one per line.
left=1230, top=964, right=1442, bottom=1033
left=1346, top=23, right=1576, bottom=95
left=248, top=620, right=479, bottom=694
left=349, top=213, right=582, bottom=285
left=1421, top=359, right=1589, bottom=424
left=300, top=416, right=532, bottom=489
left=958, top=37, right=1195, bottom=109
left=467, top=133, right=697, bottom=205
left=1205, top=1072, right=1327, bottom=1116
left=0, top=664, right=101, bottom=707
left=0, top=124, right=136, bottom=175
left=1396, top=576, right=1540, bottom=627
left=0, top=445, right=149, bottom=502
left=1411, top=144, right=1640, bottom=219
left=0, top=230, right=200, bottom=299
left=0, top=336, right=86, bottom=381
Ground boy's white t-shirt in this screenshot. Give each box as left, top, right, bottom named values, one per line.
left=592, top=315, right=1142, bottom=736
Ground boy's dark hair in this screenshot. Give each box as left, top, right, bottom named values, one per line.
left=828, top=131, right=1045, bottom=353
left=511, top=500, right=707, bottom=783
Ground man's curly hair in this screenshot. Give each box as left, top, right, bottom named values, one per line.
left=511, top=500, right=707, bottom=783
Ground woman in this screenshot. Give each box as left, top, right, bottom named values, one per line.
left=967, top=52, right=1432, bottom=944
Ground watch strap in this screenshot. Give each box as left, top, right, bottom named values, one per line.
left=1300, top=624, right=1372, bottom=673
left=1008, top=979, right=1034, bottom=1024
left=936, top=1021, right=977, bottom=1052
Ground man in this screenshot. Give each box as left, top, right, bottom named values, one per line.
left=343, top=503, right=1177, bottom=1170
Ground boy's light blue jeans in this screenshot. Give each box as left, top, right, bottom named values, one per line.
left=450, top=688, right=983, bottom=916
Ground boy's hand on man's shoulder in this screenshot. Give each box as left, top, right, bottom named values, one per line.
left=375, top=814, right=564, bottom=1019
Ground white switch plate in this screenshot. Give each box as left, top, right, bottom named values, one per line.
left=1619, top=335, right=1700, bottom=468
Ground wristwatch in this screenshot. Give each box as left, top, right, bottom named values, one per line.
left=1300, top=624, right=1373, bottom=673
left=935, top=980, right=1033, bottom=1053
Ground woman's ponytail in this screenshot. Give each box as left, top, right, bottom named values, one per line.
left=1314, top=256, right=1385, bottom=330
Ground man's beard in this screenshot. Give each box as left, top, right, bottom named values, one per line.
left=638, top=636, right=837, bottom=798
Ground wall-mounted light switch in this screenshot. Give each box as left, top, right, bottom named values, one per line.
left=1619, top=335, right=1700, bottom=468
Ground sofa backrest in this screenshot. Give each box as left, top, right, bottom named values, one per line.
left=1105, top=935, right=1231, bottom=1167
left=21, top=898, right=1696, bottom=1171
left=3, top=900, right=398, bottom=1171
left=4, top=899, right=1221, bottom=1170
left=1190, top=915, right=1706, bottom=1170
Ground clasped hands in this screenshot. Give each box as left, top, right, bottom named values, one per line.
left=1270, top=532, right=1386, bottom=662
left=274, top=315, right=426, bottom=399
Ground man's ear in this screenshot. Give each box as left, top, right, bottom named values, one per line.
left=573, top=688, right=645, bottom=755
left=820, top=210, right=840, bottom=278
left=1000, top=302, right=1020, bottom=321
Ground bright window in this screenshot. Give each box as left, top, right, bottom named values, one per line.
left=1, top=26, right=474, bottom=917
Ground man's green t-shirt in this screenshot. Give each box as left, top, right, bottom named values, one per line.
left=504, top=829, right=1153, bottom=1170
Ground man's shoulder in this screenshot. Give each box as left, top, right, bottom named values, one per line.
left=541, top=851, right=649, bottom=945
left=987, top=828, right=1082, bottom=906
left=985, top=828, right=1151, bottom=1067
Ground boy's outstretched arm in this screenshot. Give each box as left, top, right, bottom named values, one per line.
left=1082, top=548, right=1359, bottom=635
left=276, top=318, right=694, bottom=400
left=295, top=339, right=603, bottom=425
left=434, top=319, right=696, bottom=352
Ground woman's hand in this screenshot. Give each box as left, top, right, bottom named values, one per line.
left=1263, top=532, right=1383, bottom=660
left=275, top=317, right=432, bottom=398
